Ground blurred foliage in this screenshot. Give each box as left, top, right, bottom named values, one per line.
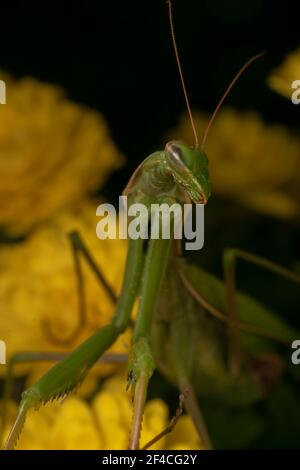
left=1, top=374, right=202, bottom=450
left=0, top=72, right=124, bottom=236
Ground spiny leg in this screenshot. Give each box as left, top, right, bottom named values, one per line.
left=3, top=331, right=126, bottom=450
left=1, top=352, right=127, bottom=449
left=43, top=230, right=117, bottom=346
left=3, top=351, right=127, bottom=407
left=2, top=230, right=121, bottom=446
left=3, top=234, right=145, bottom=450
left=222, top=248, right=300, bottom=375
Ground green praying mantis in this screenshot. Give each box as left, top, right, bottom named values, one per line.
left=3, top=0, right=300, bottom=450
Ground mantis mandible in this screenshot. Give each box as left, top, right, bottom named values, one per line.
left=3, top=0, right=300, bottom=450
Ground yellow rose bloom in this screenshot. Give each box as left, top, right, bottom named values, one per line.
left=0, top=199, right=129, bottom=388
left=0, top=71, right=124, bottom=235
left=267, top=47, right=300, bottom=99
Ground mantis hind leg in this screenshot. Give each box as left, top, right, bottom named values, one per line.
left=43, top=230, right=117, bottom=346
left=141, top=388, right=188, bottom=450
left=222, top=248, right=300, bottom=375
left=179, top=379, right=213, bottom=450
left=178, top=252, right=299, bottom=362
left=142, top=383, right=212, bottom=450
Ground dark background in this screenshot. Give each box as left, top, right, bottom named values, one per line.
left=0, top=0, right=299, bottom=198
left=1, top=0, right=300, bottom=449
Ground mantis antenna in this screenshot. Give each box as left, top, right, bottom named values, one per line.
left=168, top=0, right=199, bottom=148
left=168, top=1, right=264, bottom=151
left=201, top=51, right=265, bottom=149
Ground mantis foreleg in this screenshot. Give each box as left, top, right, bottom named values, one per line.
left=3, top=232, right=145, bottom=449
left=1, top=352, right=127, bottom=448
left=128, top=206, right=174, bottom=449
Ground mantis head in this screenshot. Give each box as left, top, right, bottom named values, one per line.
left=165, top=1, right=263, bottom=206
left=165, top=140, right=211, bottom=204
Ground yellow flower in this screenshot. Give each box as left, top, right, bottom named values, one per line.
left=267, top=47, right=300, bottom=99
left=0, top=199, right=129, bottom=388
left=169, top=108, right=300, bottom=219
left=0, top=71, right=124, bottom=236
left=2, top=375, right=202, bottom=450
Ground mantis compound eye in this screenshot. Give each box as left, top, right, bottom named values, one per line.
left=165, top=139, right=211, bottom=205
left=165, top=141, right=186, bottom=168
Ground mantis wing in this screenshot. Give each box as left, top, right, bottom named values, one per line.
left=152, top=257, right=299, bottom=406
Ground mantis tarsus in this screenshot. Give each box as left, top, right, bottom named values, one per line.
left=3, top=0, right=300, bottom=450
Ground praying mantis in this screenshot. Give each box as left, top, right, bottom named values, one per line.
left=3, top=0, right=300, bottom=450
